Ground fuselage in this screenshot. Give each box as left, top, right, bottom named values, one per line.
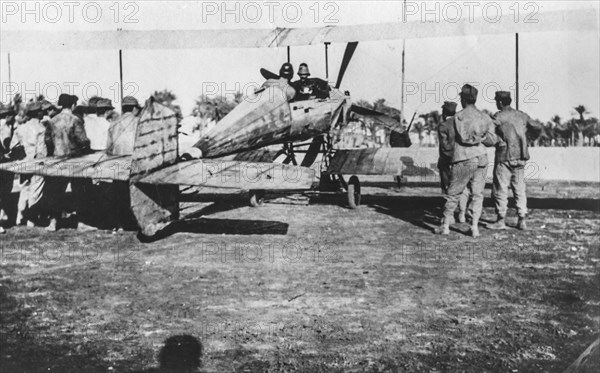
left=194, top=86, right=350, bottom=158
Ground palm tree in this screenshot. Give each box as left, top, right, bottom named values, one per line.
left=572, top=105, right=588, bottom=146
left=192, top=93, right=243, bottom=133
left=153, top=89, right=182, bottom=121
left=574, top=105, right=588, bottom=122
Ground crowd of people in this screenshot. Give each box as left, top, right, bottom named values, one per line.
left=435, top=85, right=541, bottom=237
left=0, top=93, right=143, bottom=234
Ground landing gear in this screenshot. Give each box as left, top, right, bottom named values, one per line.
left=346, top=175, right=361, bottom=209
left=249, top=190, right=265, bottom=207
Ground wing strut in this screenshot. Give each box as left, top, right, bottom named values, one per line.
left=335, top=41, right=358, bottom=89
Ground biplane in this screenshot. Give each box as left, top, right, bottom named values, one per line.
left=0, top=8, right=596, bottom=237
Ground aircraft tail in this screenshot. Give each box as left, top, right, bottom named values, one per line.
left=129, top=97, right=180, bottom=237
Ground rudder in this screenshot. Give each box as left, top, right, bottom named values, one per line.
left=129, top=97, right=180, bottom=237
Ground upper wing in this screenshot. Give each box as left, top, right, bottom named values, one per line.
left=138, top=159, right=316, bottom=190
left=0, top=153, right=131, bottom=180
left=2, top=9, right=595, bottom=51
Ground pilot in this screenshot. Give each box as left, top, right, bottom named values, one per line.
left=291, top=63, right=329, bottom=101
left=261, top=62, right=296, bottom=101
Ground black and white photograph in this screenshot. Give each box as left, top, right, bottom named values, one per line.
left=0, top=1, right=599, bottom=371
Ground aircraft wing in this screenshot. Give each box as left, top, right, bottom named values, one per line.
left=2, top=9, right=595, bottom=51
left=0, top=153, right=132, bottom=180
left=137, top=159, right=316, bottom=190
left=328, top=147, right=438, bottom=177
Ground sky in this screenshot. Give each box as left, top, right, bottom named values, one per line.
left=0, top=0, right=599, bottom=122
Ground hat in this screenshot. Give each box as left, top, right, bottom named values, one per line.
left=459, top=84, right=478, bottom=101
left=95, top=98, right=114, bottom=110
left=441, top=101, right=457, bottom=115
left=25, top=101, right=43, bottom=115
left=40, top=99, right=57, bottom=111
left=0, top=102, right=16, bottom=116
left=298, top=63, right=310, bottom=76
left=122, top=96, right=141, bottom=108
left=495, top=91, right=511, bottom=101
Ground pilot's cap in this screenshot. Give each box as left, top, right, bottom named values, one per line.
left=298, top=63, right=310, bottom=76
left=441, top=101, right=457, bottom=116
left=459, top=84, right=478, bottom=101
left=279, top=63, right=294, bottom=80
left=494, top=91, right=511, bottom=101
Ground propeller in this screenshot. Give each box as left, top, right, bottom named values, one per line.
left=335, top=42, right=358, bottom=89
left=260, top=68, right=279, bottom=80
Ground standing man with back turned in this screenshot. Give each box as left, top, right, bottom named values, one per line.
left=488, top=91, right=542, bottom=231
left=436, top=84, right=499, bottom=237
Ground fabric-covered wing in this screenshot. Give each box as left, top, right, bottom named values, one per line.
left=328, top=147, right=438, bottom=177
left=138, top=160, right=316, bottom=190
left=0, top=153, right=131, bottom=180
left=2, top=9, right=595, bottom=51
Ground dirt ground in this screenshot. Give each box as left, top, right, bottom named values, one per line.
left=1, top=181, right=599, bottom=372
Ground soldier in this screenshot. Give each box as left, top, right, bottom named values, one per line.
left=436, top=84, right=499, bottom=237
left=84, top=97, right=113, bottom=151
left=10, top=101, right=48, bottom=227
left=0, top=103, right=17, bottom=234
left=105, top=96, right=142, bottom=232
left=107, top=96, right=141, bottom=155
left=291, top=63, right=329, bottom=101
left=46, top=94, right=91, bottom=231
left=437, top=101, right=469, bottom=223
left=488, top=91, right=541, bottom=230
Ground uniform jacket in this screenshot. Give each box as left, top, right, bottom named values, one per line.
left=291, top=78, right=330, bottom=101
left=452, top=105, right=498, bottom=163
left=261, top=78, right=296, bottom=101
left=493, top=106, right=539, bottom=163
left=84, top=114, right=111, bottom=151
left=10, top=118, right=47, bottom=160
left=48, top=110, right=90, bottom=157
left=437, top=116, right=455, bottom=165
left=107, top=112, right=139, bottom=155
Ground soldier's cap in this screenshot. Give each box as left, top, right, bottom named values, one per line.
left=459, top=84, right=478, bottom=100
left=298, top=63, right=310, bottom=76
left=95, top=98, right=114, bottom=110
left=122, top=96, right=141, bottom=108
left=25, top=101, right=43, bottom=115
left=88, top=96, right=102, bottom=107
left=495, top=91, right=511, bottom=101
left=441, top=101, right=457, bottom=114
left=0, top=102, right=16, bottom=116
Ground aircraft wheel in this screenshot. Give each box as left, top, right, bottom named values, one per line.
left=347, top=176, right=361, bottom=209
left=249, top=190, right=265, bottom=207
